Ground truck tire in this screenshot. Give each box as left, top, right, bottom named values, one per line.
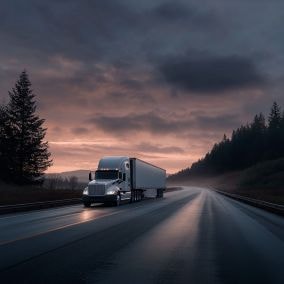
left=115, top=194, right=121, bottom=206
left=83, top=200, right=91, bottom=207
left=139, top=190, right=143, bottom=201
left=157, top=188, right=163, bottom=198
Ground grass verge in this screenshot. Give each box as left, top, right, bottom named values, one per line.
left=0, top=182, right=82, bottom=206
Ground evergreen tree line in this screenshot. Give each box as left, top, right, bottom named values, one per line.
left=172, top=102, right=284, bottom=179
left=0, top=71, right=52, bottom=185
left=191, top=102, right=284, bottom=174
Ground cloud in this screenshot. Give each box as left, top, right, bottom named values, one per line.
left=152, top=1, right=219, bottom=30
left=87, top=112, right=188, bottom=135
left=153, top=2, right=191, bottom=21
left=87, top=111, right=241, bottom=136
left=158, top=54, right=266, bottom=94
left=195, top=114, right=241, bottom=130
left=136, top=142, right=185, bottom=154
left=1, top=0, right=284, bottom=174
left=71, top=127, right=89, bottom=135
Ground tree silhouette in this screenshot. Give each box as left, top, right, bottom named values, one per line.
left=169, top=102, right=284, bottom=181
left=268, top=102, right=281, bottom=129
left=2, top=71, right=52, bottom=184
left=0, top=105, right=13, bottom=180
left=267, top=102, right=283, bottom=159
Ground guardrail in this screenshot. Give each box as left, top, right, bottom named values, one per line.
left=0, top=198, right=82, bottom=215
left=213, top=189, right=284, bottom=216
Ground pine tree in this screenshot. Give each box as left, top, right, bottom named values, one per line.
left=0, top=105, right=13, bottom=180
left=248, top=113, right=267, bottom=163
left=268, top=102, right=281, bottom=130
left=6, top=71, right=52, bottom=184
left=280, top=110, right=284, bottom=157
left=252, top=113, right=266, bottom=132
left=267, top=102, right=283, bottom=159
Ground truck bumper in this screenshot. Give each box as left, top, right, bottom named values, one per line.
left=82, top=194, right=116, bottom=204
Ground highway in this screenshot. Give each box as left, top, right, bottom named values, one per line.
left=0, top=187, right=283, bottom=284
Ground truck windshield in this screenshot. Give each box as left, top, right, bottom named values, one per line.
left=95, top=170, right=118, bottom=180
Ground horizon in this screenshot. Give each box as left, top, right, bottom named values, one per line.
left=1, top=1, right=284, bottom=174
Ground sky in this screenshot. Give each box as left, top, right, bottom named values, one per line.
left=0, top=0, right=284, bottom=174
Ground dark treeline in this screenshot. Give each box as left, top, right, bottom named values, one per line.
left=0, top=71, right=52, bottom=185
left=171, top=102, right=284, bottom=179
left=43, top=175, right=85, bottom=190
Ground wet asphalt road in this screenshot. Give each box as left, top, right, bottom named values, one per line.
left=0, top=187, right=284, bottom=284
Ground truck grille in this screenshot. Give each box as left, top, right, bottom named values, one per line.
left=88, top=184, right=105, bottom=196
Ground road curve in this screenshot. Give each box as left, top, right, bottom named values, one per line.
left=0, top=187, right=283, bottom=284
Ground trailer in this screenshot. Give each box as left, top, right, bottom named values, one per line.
left=82, top=156, right=166, bottom=207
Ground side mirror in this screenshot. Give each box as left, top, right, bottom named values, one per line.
left=88, top=171, right=92, bottom=181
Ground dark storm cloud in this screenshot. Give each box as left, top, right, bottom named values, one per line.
left=152, top=1, right=219, bottom=29
left=158, top=54, right=266, bottom=94
left=153, top=2, right=191, bottom=21
left=0, top=0, right=138, bottom=62
left=0, top=0, right=224, bottom=66
left=88, top=112, right=240, bottom=135
left=87, top=112, right=188, bottom=135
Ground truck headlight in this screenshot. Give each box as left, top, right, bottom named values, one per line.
left=106, top=186, right=118, bottom=195
left=83, top=187, right=88, bottom=195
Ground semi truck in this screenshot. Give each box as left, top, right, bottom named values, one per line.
left=82, top=156, right=166, bottom=207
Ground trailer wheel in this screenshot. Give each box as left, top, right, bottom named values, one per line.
left=157, top=188, right=163, bottom=198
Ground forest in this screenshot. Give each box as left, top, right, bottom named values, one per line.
left=170, top=102, right=284, bottom=182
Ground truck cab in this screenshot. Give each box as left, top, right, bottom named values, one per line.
left=83, top=156, right=131, bottom=207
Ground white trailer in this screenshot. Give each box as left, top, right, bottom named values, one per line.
left=82, top=156, right=166, bottom=207
left=130, top=158, right=166, bottom=199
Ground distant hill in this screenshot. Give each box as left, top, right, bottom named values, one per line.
left=46, top=170, right=90, bottom=183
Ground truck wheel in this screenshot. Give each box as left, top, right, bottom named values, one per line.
left=115, top=194, right=121, bottom=206
left=157, top=188, right=163, bottom=198
left=83, top=201, right=91, bottom=207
